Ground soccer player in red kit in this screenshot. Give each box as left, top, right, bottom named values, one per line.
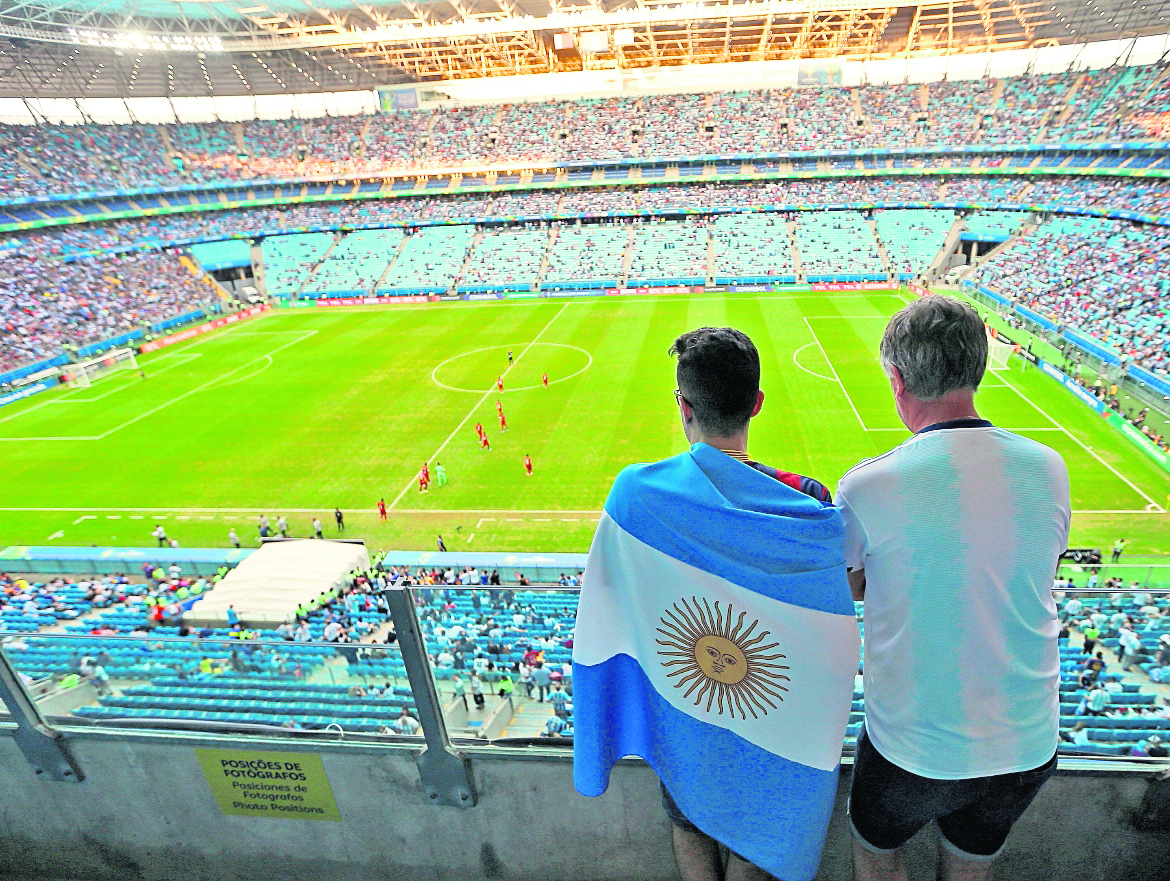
left=422, top=462, right=430, bottom=485
left=524, top=454, right=533, bottom=476
left=481, top=434, right=491, bottom=451
left=418, top=470, right=429, bottom=493
left=496, top=400, right=503, bottom=416
left=499, top=413, right=508, bottom=432
left=542, top=372, right=548, bottom=387
left=497, top=377, right=504, bottom=393
left=378, top=499, right=387, bottom=520
left=475, top=422, right=484, bottom=441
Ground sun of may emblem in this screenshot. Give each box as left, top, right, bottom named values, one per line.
left=656, top=597, right=791, bottom=720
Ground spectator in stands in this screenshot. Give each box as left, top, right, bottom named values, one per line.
left=839, top=296, right=1069, bottom=881
left=574, top=326, right=854, bottom=881
left=530, top=661, right=551, bottom=702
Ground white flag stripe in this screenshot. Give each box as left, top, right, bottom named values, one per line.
left=576, top=513, right=860, bottom=772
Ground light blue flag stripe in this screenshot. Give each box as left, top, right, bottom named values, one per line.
left=603, top=443, right=853, bottom=615
left=574, top=653, right=839, bottom=881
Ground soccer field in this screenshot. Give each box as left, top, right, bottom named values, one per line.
left=1, top=288, right=1168, bottom=554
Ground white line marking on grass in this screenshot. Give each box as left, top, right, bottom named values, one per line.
left=51, top=353, right=202, bottom=404
left=72, top=515, right=95, bottom=525
left=129, top=515, right=143, bottom=520
left=534, top=518, right=551, bottom=522
left=562, top=518, right=578, bottom=522
left=46, top=530, right=64, bottom=541
left=94, top=331, right=317, bottom=440
left=466, top=533, right=475, bottom=544
left=996, top=371, right=1164, bottom=513
left=0, top=328, right=314, bottom=443
left=0, top=397, right=56, bottom=426
left=431, top=343, right=592, bottom=393
left=199, top=515, right=214, bottom=521
left=387, top=304, right=570, bottom=511
left=105, top=515, right=120, bottom=520
left=791, top=342, right=837, bottom=382
left=803, top=317, right=872, bottom=432
left=0, top=506, right=608, bottom=515
left=476, top=518, right=495, bottom=528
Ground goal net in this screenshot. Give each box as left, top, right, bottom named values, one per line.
left=987, top=333, right=1017, bottom=372
left=63, top=348, right=139, bottom=389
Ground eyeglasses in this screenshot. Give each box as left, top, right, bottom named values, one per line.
left=674, top=389, right=691, bottom=408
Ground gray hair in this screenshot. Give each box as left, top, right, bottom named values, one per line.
left=879, top=296, right=987, bottom=401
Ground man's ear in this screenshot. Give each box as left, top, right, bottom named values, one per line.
left=750, top=390, right=764, bottom=418
left=887, top=364, right=905, bottom=399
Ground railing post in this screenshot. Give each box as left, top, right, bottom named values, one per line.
left=0, top=642, right=84, bottom=782
left=382, top=587, right=477, bottom=808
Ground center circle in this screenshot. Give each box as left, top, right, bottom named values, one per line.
left=431, top=343, right=593, bottom=393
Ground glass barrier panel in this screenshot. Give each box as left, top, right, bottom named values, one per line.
left=3, top=577, right=1168, bottom=765
left=404, top=585, right=580, bottom=743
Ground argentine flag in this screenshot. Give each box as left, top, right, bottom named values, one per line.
left=573, top=443, right=860, bottom=881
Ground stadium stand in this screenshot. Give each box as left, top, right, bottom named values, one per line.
left=377, top=225, right=474, bottom=295
left=873, top=209, right=955, bottom=278
left=459, top=225, right=549, bottom=292
left=301, top=228, right=405, bottom=297
left=260, top=232, right=335, bottom=298
left=962, top=210, right=1026, bottom=241
left=711, top=214, right=796, bottom=284
left=981, top=73, right=1076, bottom=145
left=0, top=249, right=211, bottom=370
left=795, top=211, right=886, bottom=281
left=1, top=66, right=1168, bottom=199
left=626, top=219, right=708, bottom=286
left=543, top=223, right=628, bottom=289
left=975, top=215, right=1170, bottom=375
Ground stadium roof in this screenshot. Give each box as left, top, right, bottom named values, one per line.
left=0, top=0, right=1166, bottom=97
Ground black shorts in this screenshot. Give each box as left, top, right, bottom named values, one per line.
left=849, top=727, right=1056, bottom=860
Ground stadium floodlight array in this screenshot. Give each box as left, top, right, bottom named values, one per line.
left=63, top=348, right=139, bottom=390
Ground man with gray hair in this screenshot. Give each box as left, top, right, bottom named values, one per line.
left=837, top=296, right=1070, bottom=881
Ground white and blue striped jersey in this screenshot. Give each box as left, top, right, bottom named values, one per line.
left=837, top=419, right=1070, bottom=779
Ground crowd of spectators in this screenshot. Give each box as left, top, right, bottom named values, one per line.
left=976, top=215, right=1170, bottom=376
left=0, top=249, right=211, bottom=371
left=2, top=65, right=1167, bottom=199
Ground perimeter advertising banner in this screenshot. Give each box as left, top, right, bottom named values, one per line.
left=315, top=295, right=433, bottom=307
left=138, top=304, right=270, bottom=353
left=810, top=282, right=891, bottom=291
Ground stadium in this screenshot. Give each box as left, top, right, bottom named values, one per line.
left=1, top=0, right=1170, bottom=878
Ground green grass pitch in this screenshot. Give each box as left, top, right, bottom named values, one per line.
left=1, top=288, right=1168, bottom=556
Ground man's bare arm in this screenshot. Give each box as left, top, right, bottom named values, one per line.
left=847, top=568, right=866, bottom=602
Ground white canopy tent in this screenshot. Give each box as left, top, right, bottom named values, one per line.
left=187, top=539, right=369, bottom=629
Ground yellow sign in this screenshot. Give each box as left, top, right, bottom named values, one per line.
left=195, top=748, right=341, bottom=821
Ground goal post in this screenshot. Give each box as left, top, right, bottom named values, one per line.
left=987, top=333, right=1017, bottom=372
left=63, top=348, right=139, bottom=389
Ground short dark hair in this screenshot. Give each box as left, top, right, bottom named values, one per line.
left=879, top=296, right=987, bottom=400
left=669, top=327, right=760, bottom=437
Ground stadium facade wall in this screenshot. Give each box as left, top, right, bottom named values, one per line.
left=0, top=729, right=1166, bottom=881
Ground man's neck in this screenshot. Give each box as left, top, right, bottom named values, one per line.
left=689, top=432, right=750, bottom=457
left=901, top=391, right=981, bottom=434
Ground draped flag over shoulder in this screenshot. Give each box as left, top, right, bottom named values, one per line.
left=573, top=443, right=860, bottom=881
